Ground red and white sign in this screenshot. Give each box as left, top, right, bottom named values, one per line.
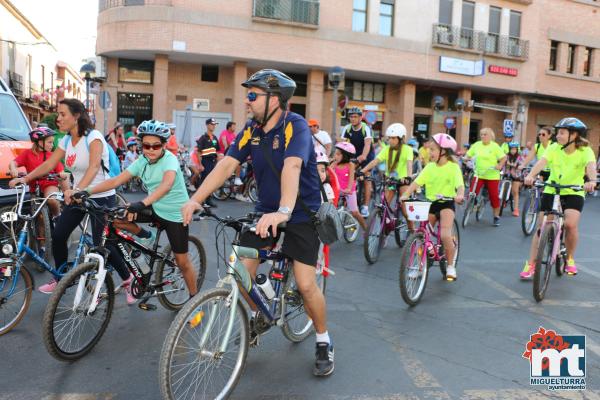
left=488, top=65, right=518, bottom=77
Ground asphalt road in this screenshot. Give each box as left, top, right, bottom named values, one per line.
left=1, top=191, right=599, bottom=400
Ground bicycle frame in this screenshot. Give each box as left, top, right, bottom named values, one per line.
left=374, top=179, right=401, bottom=234
left=537, top=195, right=564, bottom=264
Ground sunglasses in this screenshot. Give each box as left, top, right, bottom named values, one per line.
left=246, top=92, right=268, bottom=102
left=142, top=143, right=163, bottom=150
left=538, top=133, right=547, bottom=137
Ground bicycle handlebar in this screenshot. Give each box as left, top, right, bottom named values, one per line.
left=13, top=184, right=64, bottom=220
left=533, top=181, right=583, bottom=191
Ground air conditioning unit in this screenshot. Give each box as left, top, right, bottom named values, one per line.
left=85, top=56, right=108, bottom=80
left=192, top=98, right=210, bottom=111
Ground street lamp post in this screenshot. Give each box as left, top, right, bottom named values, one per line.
left=80, top=62, right=96, bottom=112
left=328, top=66, right=345, bottom=151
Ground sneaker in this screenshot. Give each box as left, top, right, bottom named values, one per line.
left=520, top=261, right=535, bottom=279
left=314, top=342, right=334, bottom=377
left=138, top=228, right=156, bottom=248
left=383, top=235, right=390, bottom=248
left=493, top=216, right=500, bottom=227
left=38, top=278, right=58, bottom=294
left=565, top=258, right=578, bottom=275
left=125, top=283, right=137, bottom=305
left=446, top=265, right=457, bottom=281
left=233, top=177, right=243, bottom=186
left=360, top=205, right=369, bottom=218
left=512, top=209, right=520, bottom=217
left=234, top=193, right=249, bottom=202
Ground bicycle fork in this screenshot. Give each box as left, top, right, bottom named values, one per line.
left=73, top=252, right=107, bottom=315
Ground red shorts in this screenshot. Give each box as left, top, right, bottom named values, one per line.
left=472, top=178, right=500, bottom=209
left=33, top=179, right=60, bottom=193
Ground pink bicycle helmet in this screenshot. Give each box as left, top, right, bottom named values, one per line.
left=316, top=151, right=329, bottom=165
left=335, top=141, right=356, bottom=156
left=29, top=127, right=55, bottom=142
left=432, top=133, right=457, bottom=152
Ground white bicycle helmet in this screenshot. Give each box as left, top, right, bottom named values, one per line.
left=138, top=120, right=171, bottom=142
left=385, top=123, right=407, bottom=139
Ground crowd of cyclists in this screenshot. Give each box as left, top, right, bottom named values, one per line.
left=1, top=68, right=598, bottom=398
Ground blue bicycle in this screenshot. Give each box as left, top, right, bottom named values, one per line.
left=0, top=184, right=93, bottom=335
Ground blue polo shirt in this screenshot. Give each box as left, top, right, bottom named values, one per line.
left=227, top=112, right=321, bottom=224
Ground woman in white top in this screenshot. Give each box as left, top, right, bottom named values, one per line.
left=9, top=99, right=131, bottom=294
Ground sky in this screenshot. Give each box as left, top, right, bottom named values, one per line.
left=10, top=0, right=98, bottom=69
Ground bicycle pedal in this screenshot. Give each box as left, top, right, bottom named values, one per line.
left=138, top=302, right=157, bottom=311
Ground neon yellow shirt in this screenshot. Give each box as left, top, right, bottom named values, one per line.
left=542, top=144, right=595, bottom=197
left=376, top=143, right=413, bottom=178
left=501, top=142, right=510, bottom=154
left=418, top=146, right=430, bottom=165
left=535, top=141, right=552, bottom=171
left=466, top=141, right=505, bottom=180
left=415, top=161, right=464, bottom=201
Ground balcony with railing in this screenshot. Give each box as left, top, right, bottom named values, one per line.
left=99, top=0, right=171, bottom=12
left=432, top=23, right=529, bottom=61
left=8, top=71, right=23, bottom=97
left=253, top=0, right=319, bottom=27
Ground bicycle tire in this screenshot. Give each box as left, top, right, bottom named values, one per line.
left=0, top=263, right=33, bottom=336
left=159, top=287, right=249, bottom=400
left=533, top=225, right=555, bottom=302
left=499, top=183, right=509, bottom=217
left=438, top=220, right=460, bottom=278
left=341, top=210, right=359, bottom=243
left=475, top=194, right=486, bottom=221
left=115, top=192, right=128, bottom=207
left=363, top=210, right=384, bottom=264
left=280, top=264, right=327, bottom=342
left=33, top=205, right=53, bottom=266
left=521, top=191, right=537, bottom=236
left=556, top=231, right=567, bottom=277
left=462, top=196, right=474, bottom=228
left=156, top=235, right=207, bottom=311
left=394, top=206, right=408, bottom=247
left=247, top=177, right=258, bottom=203
left=42, top=261, right=115, bottom=361
left=399, top=232, right=429, bottom=306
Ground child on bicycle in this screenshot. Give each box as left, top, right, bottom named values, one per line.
left=520, top=117, right=596, bottom=279
left=400, top=133, right=464, bottom=281
left=331, top=142, right=367, bottom=231
left=80, top=119, right=199, bottom=302
left=123, top=138, right=139, bottom=170
left=505, top=141, right=524, bottom=217
left=361, top=123, right=414, bottom=228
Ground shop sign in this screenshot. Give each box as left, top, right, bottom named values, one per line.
left=439, top=56, right=485, bottom=76
left=489, top=65, right=518, bottom=77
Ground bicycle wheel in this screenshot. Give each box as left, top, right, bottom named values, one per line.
left=280, top=264, right=327, bottom=343
left=556, top=232, right=567, bottom=277
left=156, top=235, right=207, bottom=311
left=212, top=182, right=232, bottom=201
left=363, top=209, right=384, bottom=264
left=394, top=206, right=408, bottom=247
left=42, top=261, right=115, bottom=361
left=499, top=183, right=509, bottom=217
left=475, top=194, right=486, bottom=221
left=521, top=192, right=537, bottom=236
left=533, top=226, right=555, bottom=302
left=461, top=196, right=474, bottom=228
left=439, top=220, right=460, bottom=278
left=115, top=192, right=128, bottom=207
left=30, top=205, right=53, bottom=266
left=399, top=232, right=429, bottom=306
left=340, top=210, right=359, bottom=243
left=0, top=262, right=33, bottom=335
left=159, top=287, right=249, bottom=400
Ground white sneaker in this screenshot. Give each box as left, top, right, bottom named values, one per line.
left=234, top=177, right=243, bottom=186
left=235, top=193, right=249, bottom=202
left=360, top=205, right=369, bottom=218
left=446, top=266, right=457, bottom=281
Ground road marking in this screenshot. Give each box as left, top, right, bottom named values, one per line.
left=577, top=262, right=600, bottom=280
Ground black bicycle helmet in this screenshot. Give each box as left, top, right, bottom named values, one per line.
left=242, top=69, right=296, bottom=105
left=554, top=117, right=587, bottom=137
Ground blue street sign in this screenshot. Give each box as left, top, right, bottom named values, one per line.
left=503, top=119, right=514, bottom=135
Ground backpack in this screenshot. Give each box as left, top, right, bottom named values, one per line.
left=65, top=131, right=121, bottom=178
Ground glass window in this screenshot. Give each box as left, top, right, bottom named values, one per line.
left=415, top=90, right=432, bottom=108
left=0, top=94, right=31, bottom=140
left=362, top=83, right=374, bottom=101
left=352, top=81, right=362, bottom=100
left=379, top=1, right=394, bottom=36
left=567, top=44, right=576, bottom=74
left=346, top=80, right=385, bottom=103
left=489, top=7, right=501, bottom=34
left=460, top=1, right=475, bottom=49
left=285, top=72, right=307, bottom=97
left=509, top=10, right=521, bottom=38
left=118, top=59, right=154, bottom=84
left=352, top=0, right=367, bottom=32
left=584, top=47, right=592, bottom=77
left=201, top=65, right=219, bottom=82
left=373, top=84, right=384, bottom=102
left=549, top=40, right=558, bottom=71
left=439, top=0, right=453, bottom=25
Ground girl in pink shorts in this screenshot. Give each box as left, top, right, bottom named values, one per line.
left=332, top=142, right=367, bottom=231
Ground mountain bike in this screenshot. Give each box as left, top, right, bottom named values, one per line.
left=531, top=181, right=583, bottom=302
left=41, top=195, right=207, bottom=361
left=363, top=176, right=410, bottom=264
left=212, top=162, right=257, bottom=202
left=521, top=168, right=542, bottom=236
left=159, top=209, right=329, bottom=400
left=337, top=193, right=359, bottom=243
left=498, top=170, right=513, bottom=217
left=399, top=197, right=460, bottom=306
left=461, top=167, right=496, bottom=228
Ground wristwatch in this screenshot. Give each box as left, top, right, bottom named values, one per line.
left=277, top=206, right=292, bottom=219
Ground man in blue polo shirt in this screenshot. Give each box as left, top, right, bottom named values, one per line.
left=181, top=69, right=334, bottom=377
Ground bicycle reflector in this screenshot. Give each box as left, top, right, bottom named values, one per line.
left=189, top=310, right=205, bottom=328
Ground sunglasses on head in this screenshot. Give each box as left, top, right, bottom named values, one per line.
left=246, top=92, right=268, bottom=102
left=142, top=143, right=163, bottom=150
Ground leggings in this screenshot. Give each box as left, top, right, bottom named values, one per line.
left=52, top=195, right=130, bottom=281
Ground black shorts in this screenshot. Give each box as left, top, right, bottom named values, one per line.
left=135, top=206, right=189, bottom=253
left=540, top=193, right=584, bottom=213
left=239, top=221, right=320, bottom=266
left=428, top=200, right=455, bottom=217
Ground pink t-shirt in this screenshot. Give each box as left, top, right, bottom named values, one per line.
left=218, top=130, right=236, bottom=154
left=334, top=164, right=356, bottom=192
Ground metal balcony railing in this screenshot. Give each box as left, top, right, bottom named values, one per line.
left=253, top=0, right=319, bottom=26
left=432, top=23, right=529, bottom=60
left=99, top=0, right=171, bottom=12
left=8, top=71, right=23, bottom=97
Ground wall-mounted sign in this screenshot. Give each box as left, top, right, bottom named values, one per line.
left=364, top=111, right=378, bottom=125
left=439, top=56, right=485, bottom=77
left=444, top=117, right=457, bottom=130
left=192, top=98, right=210, bottom=111
left=489, top=65, right=518, bottom=77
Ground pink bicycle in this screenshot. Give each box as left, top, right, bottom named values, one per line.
left=399, top=197, right=460, bottom=306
